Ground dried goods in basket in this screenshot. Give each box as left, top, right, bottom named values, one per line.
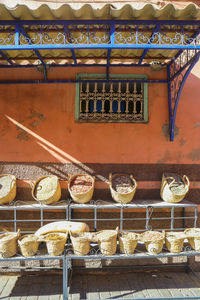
left=70, top=232, right=92, bottom=256
left=42, top=232, right=68, bottom=256
left=96, top=227, right=118, bottom=256
left=184, top=228, right=200, bottom=251
left=0, top=229, right=20, bottom=258
left=165, top=232, right=186, bottom=253
left=140, top=231, right=165, bottom=254
left=68, top=174, right=95, bottom=204
left=31, top=175, right=61, bottom=205
left=0, top=174, right=16, bottom=205
left=35, top=221, right=89, bottom=236
left=119, top=232, right=140, bottom=255
left=109, top=173, right=137, bottom=204
left=18, top=234, right=40, bottom=257
left=160, top=173, right=190, bottom=203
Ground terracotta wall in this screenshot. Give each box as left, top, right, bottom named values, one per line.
left=0, top=63, right=200, bottom=202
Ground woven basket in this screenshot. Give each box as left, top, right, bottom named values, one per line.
left=109, top=173, right=137, bottom=204
left=0, top=174, right=16, bottom=205
left=18, top=234, right=40, bottom=257
left=140, top=231, right=165, bottom=254
left=97, top=228, right=118, bottom=256
left=0, top=230, right=20, bottom=258
left=70, top=232, right=91, bottom=256
left=165, top=232, right=186, bottom=253
left=42, top=232, right=68, bottom=256
left=31, top=175, right=61, bottom=205
left=119, top=232, right=140, bottom=254
left=184, top=228, right=200, bottom=251
left=160, top=173, right=190, bottom=203
left=68, top=174, right=95, bottom=204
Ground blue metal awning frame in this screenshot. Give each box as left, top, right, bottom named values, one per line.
left=0, top=19, right=200, bottom=141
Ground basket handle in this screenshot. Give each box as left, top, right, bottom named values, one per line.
left=130, top=175, right=137, bottom=188
left=164, top=177, right=176, bottom=188
left=109, top=173, right=112, bottom=185
left=29, top=180, right=35, bottom=189
left=182, top=175, right=190, bottom=187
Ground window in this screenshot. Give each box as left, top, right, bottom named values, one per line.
left=75, top=74, right=148, bottom=123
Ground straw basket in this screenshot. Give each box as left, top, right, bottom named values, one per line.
left=140, top=231, right=165, bottom=254
left=0, top=230, right=20, bottom=258
left=68, top=174, right=95, bottom=204
left=31, top=175, right=61, bottom=205
left=70, top=232, right=92, bottom=256
left=109, top=173, right=137, bottom=204
left=165, top=232, right=186, bottom=253
left=18, top=234, right=40, bottom=257
left=0, top=174, right=16, bottom=204
left=184, top=228, right=200, bottom=251
left=160, top=173, right=190, bottom=203
left=42, top=232, right=68, bottom=256
left=119, top=232, right=140, bottom=255
left=97, top=228, right=118, bottom=255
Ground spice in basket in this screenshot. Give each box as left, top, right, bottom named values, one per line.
left=112, top=175, right=135, bottom=194
left=70, top=175, right=93, bottom=194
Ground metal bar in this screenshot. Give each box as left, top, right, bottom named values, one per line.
left=40, top=207, right=43, bottom=227
left=138, top=25, right=159, bottom=65
left=106, top=49, right=111, bottom=79
left=167, top=63, right=173, bottom=141
left=171, top=207, right=174, bottom=231
left=14, top=208, right=17, bottom=232
left=15, top=24, right=19, bottom=46
left=0, top=50, right=14, bottom=65
left=63, top=255, right=67, bottom=300
left=65, top=25, right=77, bottom=65
left=0, top=63, right=151, bottom=68
left=120, top=206, right=123, bottom=232
left=94, top=206, right=97, bottom=231
left=0, top=79, right=167, bottom=84
left=194, top=207, right=198, bottom=228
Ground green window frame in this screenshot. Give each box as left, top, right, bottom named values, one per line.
left=75, top=74, right=148, bottom=123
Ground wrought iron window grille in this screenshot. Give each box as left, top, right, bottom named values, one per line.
left=75, top=74, right=148, bottom=123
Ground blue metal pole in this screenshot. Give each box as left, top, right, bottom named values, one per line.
left=167, top=64, right=173, bottom=141
left=0, top=50, right=14, bottom=65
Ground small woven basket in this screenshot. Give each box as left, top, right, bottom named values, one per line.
left=18, top=234, right=40, bottom=257
left=160, top=173, right=190, bottom=203
left=68, top=174, right=95, bottom=204
left=109, top=173, right=137, bottom=204
left=42, top=232, right=68, bottom=256
left=31, top=175, right=61, bottom=205
left=97, top=228, right=118, bottom=256
left=184, top=228, right=200, bottom=251
left=0, top=230, right=20, bottom=258
left=140, top=231, right=165, bottom=254
left=119, top=232, right=140, bottom=254
left=0, top=174, right=16, bottom=205
left=70, top=232, right=91, bottom=256
left=165, top=232, right=186, bottom=253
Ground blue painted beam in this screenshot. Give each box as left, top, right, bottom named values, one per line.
left=0, top=50, right=14, bottom=65
left=138, top=26, right=159, bottom=65
left=106, top=24, right=115, bottom=79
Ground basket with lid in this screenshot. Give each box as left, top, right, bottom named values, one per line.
left=109, top=173, right=137, bottom=204
left=31, top=175, right=61, bottom=205
left=0, top=174, right=16, bottom=204
left=140, top=231, right=165, bottom=254
left=0, top=230, right=20, bottom=258
left=68, top=174, right=95, bottom=204
left=160, top=173, right=189, bottom=203
left=97, top=228, right=118, bottom=256
left=18, top=234, right=40, bottom=257
left=184, top=228, right=200, bottom=251
left=119, top=232, right=140, bottom=254
left=165, top=232, right=186, bottom=253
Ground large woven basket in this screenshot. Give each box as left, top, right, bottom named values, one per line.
left=42, top=232, right=68, bottom=256
left=119, top=232, right=140, bottom=255
left=109, top=173, right=137, bottom=204
left=31, top=175, right=61, bottom=205
left=0, top=174, right=16, bottom=205
left=70, top=232, right=91, bottom=256
left=165, top=232, right=186, bottom=253
left=97, top=228, right=118, bottom=256
left=184, top=228, right=200, bottom=251
left=160, top=173, right=190, bottom=203
left=0, top=230, right=20, bottom=258
left=68, top=174, right=95, bottom=204
left=140, top=231, right=165, bottom=254
left=18, top=234, right=40, bottom=257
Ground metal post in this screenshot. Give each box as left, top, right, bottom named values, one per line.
left=194, top=207, right=198, bottom=228
left=14, top=208, right=17, bottom=232
left=171, top=207, right=174, bottom=231
left=120, top=206, right=123, bottom=232
left=63, top=255, right=68, bottom=300
left=94, top=205, right=97, bottom=231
